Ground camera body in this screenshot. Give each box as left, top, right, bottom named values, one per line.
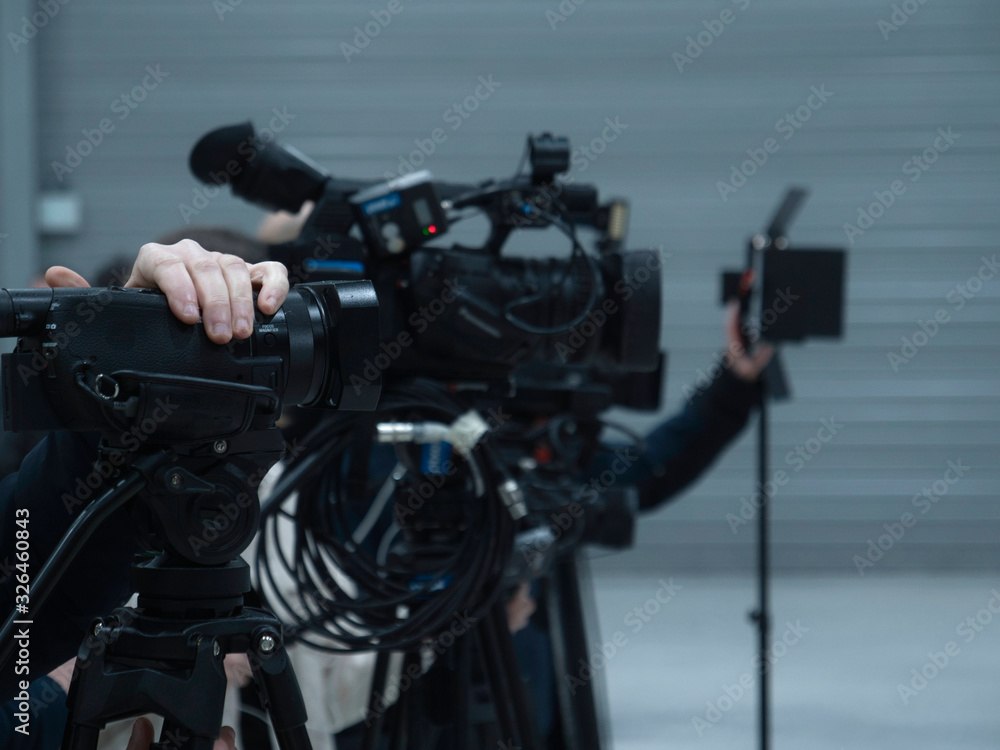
left=1, top=281, right=380, bottom=441
left=192, top=124, right=664, bottom=408
left=0, top=282, right=380, bottom=565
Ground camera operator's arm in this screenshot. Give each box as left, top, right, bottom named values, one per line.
left=616, top=304, right=772, bottom=512
left=0, top=241, right=291, bottom=704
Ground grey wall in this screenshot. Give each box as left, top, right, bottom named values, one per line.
left=8, top=0, right=1000, bottom=570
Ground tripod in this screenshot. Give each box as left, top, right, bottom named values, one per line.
left=359, top=597, right=541, bottom=750
left=353, top=552, right=607, bottom=750
left=0, top=432, right=315, bottom=750
left=57, top=437, right=314, bottom=750
left=728, top=187, right=845, bottom=750
left=62, top=555, right=310, bottom=750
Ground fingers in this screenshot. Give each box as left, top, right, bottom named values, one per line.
left=729, top=342, right=775, bottom=382
left=257, top=199, right=315, bottom=244
left=248, top=261, right=290, bottom=315
left=185, top=255, right=233, bottom=343
left=725, top=301, right=742, bottom=349
left=125, top=717, right=234, bottom=750
left=724, top=300, right=774, bottom=381
left=215, top=726, right=237, bottom=750
left=506, top=582, right=537, bottom=634
left=751, top=343, right=775, bottom=374
left=126, top=240, right=289, bottom=344
left=218, top=254, right=254, bottom=340
left=127, top=243, right=201, bottom=327
left=126, top=717, right=154, bottom=750
left=44, top=266, right=90, bottom=289
left=46, top=657, right=76, bottom=693
left=223, top=652, right=254, bottom=688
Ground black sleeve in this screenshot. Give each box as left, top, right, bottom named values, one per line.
left=623, top=367, right=759, bottom=512
left=0, top=676, right=67, bottom=749
left=0, top=433, right=140, bottom=704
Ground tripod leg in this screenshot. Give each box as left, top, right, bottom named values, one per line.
left=547, top=554, right=607, bottom=750
left=477, top=602, right=541, bottom=750
left=362, top=650, right=391, bottom=750
left=62, top=618, right=229, bottom=750
left=61, top=724, right=100, bottom=750
left=247, top=632, right=312, bottom=750
left=386, top=662, right=408, bottom=750
left=154, top=721, right=217, bottom=750
left=455, top=638, right=471, bottom=750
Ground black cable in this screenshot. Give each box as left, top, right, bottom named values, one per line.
left=501, top=202, right=605, bottom=335
left=0, top=469, right=145, bottom=673
left=444, top=182, right=606, bottom=336
left=254, top=381, right=514, bottom=653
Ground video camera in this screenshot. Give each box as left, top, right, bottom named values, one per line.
left=1, top=282, right=380, bottom=437
left=190, top=123, right=663, bottom=399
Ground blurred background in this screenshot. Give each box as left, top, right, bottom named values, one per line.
left=1, top=0, right=998, bottom=748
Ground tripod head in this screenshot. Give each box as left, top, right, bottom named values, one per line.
left=126, top=427, right=285, bottom=568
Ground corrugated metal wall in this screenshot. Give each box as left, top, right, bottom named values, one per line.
left=27, top=0, right=1000, bottom=570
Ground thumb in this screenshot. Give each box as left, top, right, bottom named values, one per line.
left=126, top=717, right=154, bottom=750
left=44, top=266, right=90, bottom=289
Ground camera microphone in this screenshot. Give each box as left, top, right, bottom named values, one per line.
left=189, top=121, right=328, bottom=213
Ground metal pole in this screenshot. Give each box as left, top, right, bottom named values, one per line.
left=755, top=384, right=771, bottom=750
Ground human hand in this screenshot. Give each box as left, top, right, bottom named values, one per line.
left=506, top=582, right=537, bottom=634
left=125, top=717, right=236, bottom=750
left=257, top=200, right=315, bottom=245
left=45, top=239, right=290, bottom=344
left=725, top=301, right=774, bottom=381
left=224, top=652, right=253, bottom=688
left=47, top=657, right=76, bottom=693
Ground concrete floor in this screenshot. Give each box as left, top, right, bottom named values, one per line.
left=589, top=571, right=1000, bottom=750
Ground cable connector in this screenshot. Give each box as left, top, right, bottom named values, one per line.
left=375, top=421, right=450, bottom=444
left=375, top=410, right=490, bottom=458
left=498, top=478, right=527, bottom=520
left=448, top=410, right=490, bottom=456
